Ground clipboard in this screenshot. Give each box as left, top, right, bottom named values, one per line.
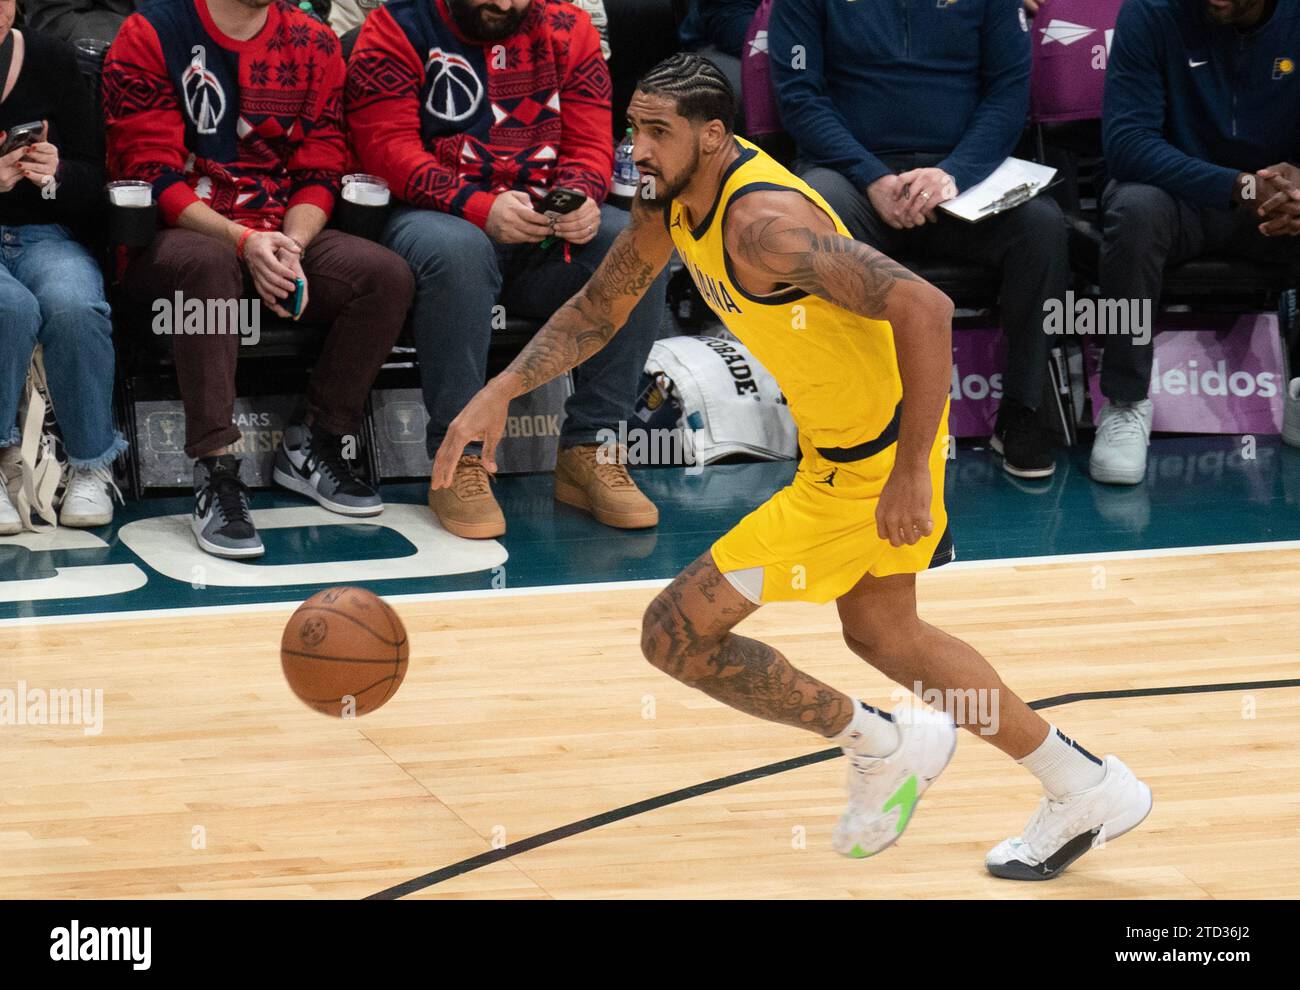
left=939, top=158, right=1058, bottom=222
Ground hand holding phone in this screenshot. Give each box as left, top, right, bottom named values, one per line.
left=534, top=186, right=589, bottom=249
left=288, top=277, right=306, bottom=319
left=0, top=120, right=45, bottom=157
left=275, top=245, right=307, bottom=320
left=534, top=186, right=587, bottom=218
left=243, top=231, right=301, bottom=318
left=16, top=122, right=58, bottom=191
left=485, top=189, right=555, bottom=244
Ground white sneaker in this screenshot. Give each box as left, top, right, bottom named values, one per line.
left=0, top=481, right=19, bottom=535
left=986, top=754, right=1153, bottom=881
left=1283, top=377, right=1300, bottom=449
left=1090, top=399, right=1153, bottom=485
left=59, top=465, right=122, bottom=528
left=832, top=704, right=957, bottom=859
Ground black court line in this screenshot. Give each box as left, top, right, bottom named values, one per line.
left=365, top=677, right=1300, bottom=900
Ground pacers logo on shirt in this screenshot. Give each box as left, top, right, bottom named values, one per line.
left=1273, top=57, right=1295, bottom=80
left=181, top=45, right=226, bottom=135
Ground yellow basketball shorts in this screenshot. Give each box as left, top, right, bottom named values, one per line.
left=710, top=407, right=953, bottom=605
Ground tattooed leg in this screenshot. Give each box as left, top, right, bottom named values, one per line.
left=640, top=552, right=855, bottom=737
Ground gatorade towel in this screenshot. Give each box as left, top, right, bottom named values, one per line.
left=642, top=335, right=797, bottom=464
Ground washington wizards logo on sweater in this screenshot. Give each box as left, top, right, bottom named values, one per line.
left=425, top=48, right=484, bottom=122
left=181, top=45, right=227, bottom=135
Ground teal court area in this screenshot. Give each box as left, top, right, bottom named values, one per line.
left=2, top=435, right=1299, bottom=623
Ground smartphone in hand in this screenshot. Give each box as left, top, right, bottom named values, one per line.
left=535, top=187, right=587, bottom=249
left=534, top=187, right=587, bottom=219
left=288, top=277, right=305, bottom=319
left=0, top=120, right=44, bottom=157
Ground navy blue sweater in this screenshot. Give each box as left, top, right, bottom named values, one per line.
left=768, top=0, right=1030, bottom=193
left=1104, top=0, right=1300, bottom=208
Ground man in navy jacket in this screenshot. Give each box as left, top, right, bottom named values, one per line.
left=770, top=0, right=1067, bottom=480
left=1094, top=0, right=1300, bottom=484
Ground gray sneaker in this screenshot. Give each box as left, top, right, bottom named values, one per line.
left=1089, top=399, right=1153, bottom=486
left=273, top=422, right=382, bottom=516
left=192, top=455, right=264, bottom=558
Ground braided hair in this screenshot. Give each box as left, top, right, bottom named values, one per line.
left=634, top=53, right=736, bottom=134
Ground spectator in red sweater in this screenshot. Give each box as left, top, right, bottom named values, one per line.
left=346, top=0, right=667, bottom=540
left=103, top=0, right=414, bottom=560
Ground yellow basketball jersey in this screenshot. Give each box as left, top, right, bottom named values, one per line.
left=665, top=136, right=903, bottom=452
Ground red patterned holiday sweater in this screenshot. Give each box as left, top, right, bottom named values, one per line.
left=345, top=0, right=614, bottom=230
left=102, top=0, right=346, bottom=229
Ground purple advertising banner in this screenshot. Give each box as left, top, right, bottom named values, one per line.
left=1085, top=313, right=1285, bottom=434
left=950, top=323, right=1006, bottom=437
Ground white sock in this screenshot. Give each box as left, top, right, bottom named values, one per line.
left=1020, top=726, right=1106, bottom=799
left=833, top=701, right=900, bottom=757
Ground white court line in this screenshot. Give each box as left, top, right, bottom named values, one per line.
left=3, top=538, right=1300, bottom=629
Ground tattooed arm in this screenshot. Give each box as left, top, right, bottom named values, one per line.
left=725, top=190, right=955, bottom=546
left=430, top=197, right=675, bottom=488
left=503, top=197, right=673, bottom=395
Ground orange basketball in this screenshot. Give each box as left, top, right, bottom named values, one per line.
left=281, top=587, right=409, bottom=717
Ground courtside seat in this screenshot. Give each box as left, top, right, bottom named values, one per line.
left=1067, top=217, right=1293, bottom=311
left=93, top=0, right=686, bottom=495
left=1165, top=257, right=1294, bottom=303
left=1032, top=0, right=1294, bottom=314
left=128, top=312, right=335, bottom=364
left=905, top=259, right=1001, bottom=309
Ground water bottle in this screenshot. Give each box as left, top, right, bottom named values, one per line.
left=610, top=128, right=638, bottom=210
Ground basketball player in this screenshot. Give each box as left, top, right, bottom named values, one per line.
left=432, top=54, right=1153, bottom=879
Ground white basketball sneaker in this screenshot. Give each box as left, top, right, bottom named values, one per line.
left=60, top=465, right=121, bottom=528
left=833, top=704, right=957, bottom=859
left=986, top=754, right=1153, bottom=880
left=0, top=481, right=20, bottom=535
left=1089, top=399, right=1153, bottom=485
left=1283, top=377, right=1300, bottom=449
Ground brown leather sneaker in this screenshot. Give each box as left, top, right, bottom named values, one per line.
left=428, top=454, right=506, bottom=539
left=554, top=443, right=659, bottom=529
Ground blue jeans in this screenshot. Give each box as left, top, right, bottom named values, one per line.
left=383, top=204, right=668, bottom=457
left=0, top=224, right=125, bottom=466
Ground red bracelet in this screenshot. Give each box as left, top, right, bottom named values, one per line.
left=235, top=227, right=256, bottom=261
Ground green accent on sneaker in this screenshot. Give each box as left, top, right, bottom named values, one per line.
left=848, top=844, right=873, bottom=859
left=883, top=774, right=920, bottom=835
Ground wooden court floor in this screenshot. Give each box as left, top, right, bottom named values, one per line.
left=2, top=547, right=1298, bottom=899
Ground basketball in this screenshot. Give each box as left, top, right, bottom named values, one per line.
left=280, top=587, right=409, bottom=717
